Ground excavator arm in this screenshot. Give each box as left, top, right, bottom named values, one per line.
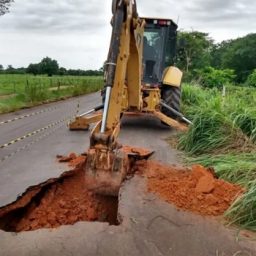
left=84, top=0, right=144, bottom=196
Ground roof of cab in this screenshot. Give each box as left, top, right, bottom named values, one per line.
left=140, top=17, right=178, bottom=27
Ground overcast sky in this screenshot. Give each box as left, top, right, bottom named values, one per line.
left=0, top=0, right=255, bottom=69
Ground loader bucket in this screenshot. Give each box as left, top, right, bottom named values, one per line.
left=69, top=117, right=90, bottom=131
left=84, top=148, right=129, bottom=196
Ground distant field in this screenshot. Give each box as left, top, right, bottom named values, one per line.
left=0, top=74, right=104, bottom=113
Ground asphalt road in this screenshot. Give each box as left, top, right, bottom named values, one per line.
left=0, top=93, right=101, bottom=206
left=0, top=92, right=181, bottom=206
left=0, top=94, right=255, bottom=256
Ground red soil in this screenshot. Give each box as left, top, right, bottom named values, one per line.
left=59, top=152, right=243, bottom=217
left=122, top=145, right=153, bottom=156
left=134, top=160, right=244, bottom=216
left=68, top=155, right=86, bottom=167
left=0, top=156, right=118, bottom=232
left=57, top=152, right=77, bottom=163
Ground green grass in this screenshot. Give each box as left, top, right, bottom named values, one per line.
left=178, top=107, right=237, bottom=155
left=178, top=83, right=256, bottom=231
left=0, top=74, right=104, bottom=113
left=179, top=84, right=256, bottom=152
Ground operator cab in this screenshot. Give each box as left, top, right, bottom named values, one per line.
left=142, top=18, right=178, bottom=86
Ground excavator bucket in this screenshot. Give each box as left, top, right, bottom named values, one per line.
left=84, top=148, right=129, bottom=196
left=84, top=146, right=154, bottom=196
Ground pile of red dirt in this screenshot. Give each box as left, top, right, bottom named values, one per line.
left=0, top=157, right=118, bottom=232
left=134, top=160, right=244, bottom=216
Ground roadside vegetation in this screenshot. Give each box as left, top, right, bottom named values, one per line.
left=0, top=74, right=103, bottom=113
left=176, top=83, right=256, bottom=231
left=173, top=31, right=256, bottom=231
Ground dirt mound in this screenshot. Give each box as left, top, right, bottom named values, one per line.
left=0, top=157, right=118, bottom=232
left=134, top=160, right=244, bottom=216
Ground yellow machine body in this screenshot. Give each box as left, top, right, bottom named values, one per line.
left=70, top=0, right=188, bottom=196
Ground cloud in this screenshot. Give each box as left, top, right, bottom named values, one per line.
left=181, top=0, right=256, bottom=29
left=138, top=0, right=256, bottom=34
left=0, top=0, right=110, bottom=33
left=0, top=0, right=255, bottom=68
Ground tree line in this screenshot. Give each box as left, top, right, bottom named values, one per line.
left=176, top=32, right=256, bottom=87
left=0, top=57, right=104, bottom=76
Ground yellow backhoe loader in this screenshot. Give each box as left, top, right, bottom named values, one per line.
left=69, top=0, right=192, bottom=196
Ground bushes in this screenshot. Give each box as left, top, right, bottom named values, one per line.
left=195, top=67, right=236, bottom=88
left=246, top=69, right=256, bottom=87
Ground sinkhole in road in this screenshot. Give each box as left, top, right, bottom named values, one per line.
left=0, top=167, right=119, bottom=232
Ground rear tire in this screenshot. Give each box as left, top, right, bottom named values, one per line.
left=161, top=85, right=181, bottom=119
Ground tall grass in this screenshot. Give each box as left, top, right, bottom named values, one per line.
left=231, top=108, right=256, bottom=142
left=179, top=85, right=255, bottom=155
left=179, top=84, right=256, bottom=152
left=178, top=109, right=235, bottom=155
left=179, top=83, right=256, bottom=230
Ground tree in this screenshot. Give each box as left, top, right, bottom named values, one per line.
left=27, top=63, right=41, bottom=75
left=210, top=40, right=232, bottom=68
left=195, top=67, right=236, bottom=89
left=58, top=67, right=67, bottom=76
left=212, top=34, right=256, bottom=82
left=39, top=57, right=59, bottom=76
left=0, top=0, right=13, bottom=16
left=176, top=31, right=213, bottom=73
left=5, top=64, right=15, bottom=74
left=0, top=64, right=3, bottom=71
left=246, top=69, right=256, bottom=87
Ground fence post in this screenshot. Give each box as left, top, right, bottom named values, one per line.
left=221, top=85, right=226, bottom=108
left=222, top=85, right=226, bottom=97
